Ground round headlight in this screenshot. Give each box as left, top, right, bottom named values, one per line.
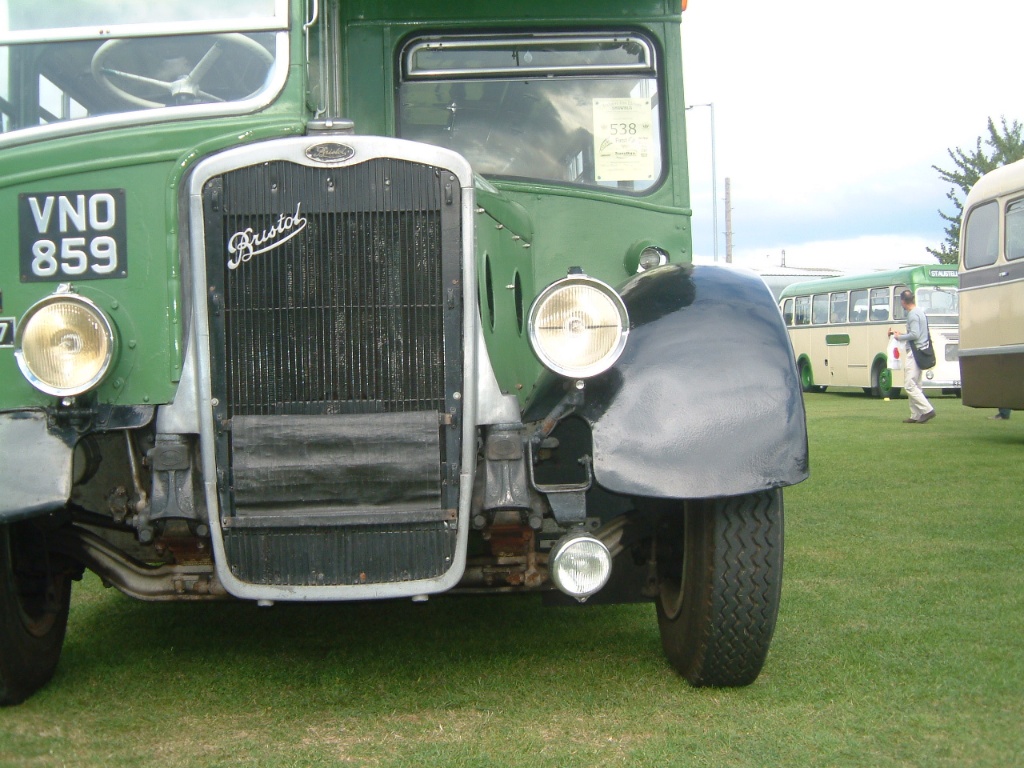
left=528, top=276, right=628, bottom=378
left=638, top=246, right=669, bottom=272
left=549, top=533, right=612, bottom=602
left=16, top=294, right=115, bottom=396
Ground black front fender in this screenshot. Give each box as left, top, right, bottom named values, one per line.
left=580, top=264, right=808, bottom=499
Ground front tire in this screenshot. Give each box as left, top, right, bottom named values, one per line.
left=655, top=490, right=783, bottom=687
left=0, top=522, right=74, bottom=706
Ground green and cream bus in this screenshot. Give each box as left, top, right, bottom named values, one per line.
left=958, top=158, right=1024, bottom=410
left=779, top=266, right=961, bottom=398
left=0, top=0, right=809, bottom=703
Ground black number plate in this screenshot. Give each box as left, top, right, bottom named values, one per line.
left=0, top=318, right=13, bottom=348
left=19, top=189, right=127, bottom=282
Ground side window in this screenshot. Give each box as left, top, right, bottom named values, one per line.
left=829, top=292, right=848, bottom=324
left=963, top=200, right=999, bottom=269
left=811, top=294, right=829, bottom=324
left=782, top=298, right=794, bottom=326
left=849, top=289, right=868, bottom=322
left=794, top=296, right=810, bottom=326
left=870, top=288, right=890, bottom=322
left=891, top=285, right=906, bottom=321
left=1006, top=198, right=1024, bottom=261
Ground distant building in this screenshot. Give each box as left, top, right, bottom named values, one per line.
left=748, top=266, right=845, bottom=300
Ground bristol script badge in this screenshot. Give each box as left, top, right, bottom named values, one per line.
left=305, top=142, right=355, bottom=164
left=227, top=203, right=307, bottom=270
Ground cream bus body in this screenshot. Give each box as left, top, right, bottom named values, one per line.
left=780, top=267, right=961, bottom=398
left=959, top=158, right=1024, bottom=409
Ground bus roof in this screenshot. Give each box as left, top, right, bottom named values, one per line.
left=778, top=265, right=959, bottom=299
left=964, top=156, right=1024, bottom=209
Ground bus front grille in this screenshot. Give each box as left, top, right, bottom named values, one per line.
left=201, top=154, right=464, bottom=587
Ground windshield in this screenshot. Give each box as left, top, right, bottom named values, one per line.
left=0, top=1, right=286, bottom=138
left=1, top=1, right=284, bottom=41
left=397, top=33, right=663, bottom=193
left=917, top=286, right=959, bottom=319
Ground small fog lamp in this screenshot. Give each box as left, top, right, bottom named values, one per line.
left=549, top=533, right=612, bottom=602
left=638, top=246, right=669, bottom=272
left=16, top=293, right=115, bottom=396
left=528, top=275, right=628, bottom=378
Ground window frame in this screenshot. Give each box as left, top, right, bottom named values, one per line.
left=395, top=30, right=667, bottom=195
left=870, top=287, right=891, bottom=322
left=849, top=289, right=868, bottom=323
left=963, top=199, right=1000, bottom=269
left=1005, top=196, right=1024, bottom=262
left=829, top=291, right=848, bottom=325
left=794, top=296, right=811, bottom=326
left=0, top=30, right=288, bottom=148
left=811, top=293, right=829, bottom=325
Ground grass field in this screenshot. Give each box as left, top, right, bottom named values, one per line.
left=2, top=392, right=1022, bottom=767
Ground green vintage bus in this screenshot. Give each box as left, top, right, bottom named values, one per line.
left=0, top=0, right=808, bottom=703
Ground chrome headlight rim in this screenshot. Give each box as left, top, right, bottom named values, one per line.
left=15, top=291, right=116, bottom=397
left=637, top=245, right=670, bottom=272
left=527, top=275, right=629, bottom=379
left=549, top=532, right=613, bottom=601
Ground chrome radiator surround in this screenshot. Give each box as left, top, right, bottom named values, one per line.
left=186, top=136, right=478, bottom=601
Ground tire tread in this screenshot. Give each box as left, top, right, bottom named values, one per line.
left=656, top=489, right=783, bottom=687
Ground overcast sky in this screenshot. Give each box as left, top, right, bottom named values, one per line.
left=680, top=0, right=1024, bottom=274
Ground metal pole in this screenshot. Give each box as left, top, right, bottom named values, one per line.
left=709, top=103, right=718, bottom=263
left=724, top=176, right=732, bottom=264
left=686, top=102, right=718, bottom=262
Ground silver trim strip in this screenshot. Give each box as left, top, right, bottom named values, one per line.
left=475, top=324, right=521, bottom=424
left=958, top=344, right=1024, bottom=358
left=155, top=337, right=201, bottom=435
left=959, top=275, right=1024, bottom=291
left=187, top=136, right=482, bottom=601
left=404, top=34, right=654, bottom=79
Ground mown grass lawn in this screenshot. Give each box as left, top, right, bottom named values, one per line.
left=2, top=392, right=1022, bottom=767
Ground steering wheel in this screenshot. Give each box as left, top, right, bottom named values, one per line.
left=91, top=33, right=274, bottom=109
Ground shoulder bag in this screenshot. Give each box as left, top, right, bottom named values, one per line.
left=910, top=333, right=937, bottom=370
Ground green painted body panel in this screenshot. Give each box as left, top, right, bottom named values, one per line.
left=0, top=119, right=305, bottom=411
left=481, top=186, right=691, bottom=408
left=0, top=13, right=308, bottom=411
left=825, top=334, right=851, bottom=346
left=332, top=5, right=691, bottom=408
left=1, top=0, right=692, bottom=415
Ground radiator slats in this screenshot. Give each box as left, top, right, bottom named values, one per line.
left=202, top=155, right=464, bottom=588
left=217, top=159, right=446, bottom=417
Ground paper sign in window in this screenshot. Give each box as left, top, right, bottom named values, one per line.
left=593, top=98, right=655, bottom=182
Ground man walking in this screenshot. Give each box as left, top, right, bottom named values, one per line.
left=889, top=289, right=936, bottom=424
